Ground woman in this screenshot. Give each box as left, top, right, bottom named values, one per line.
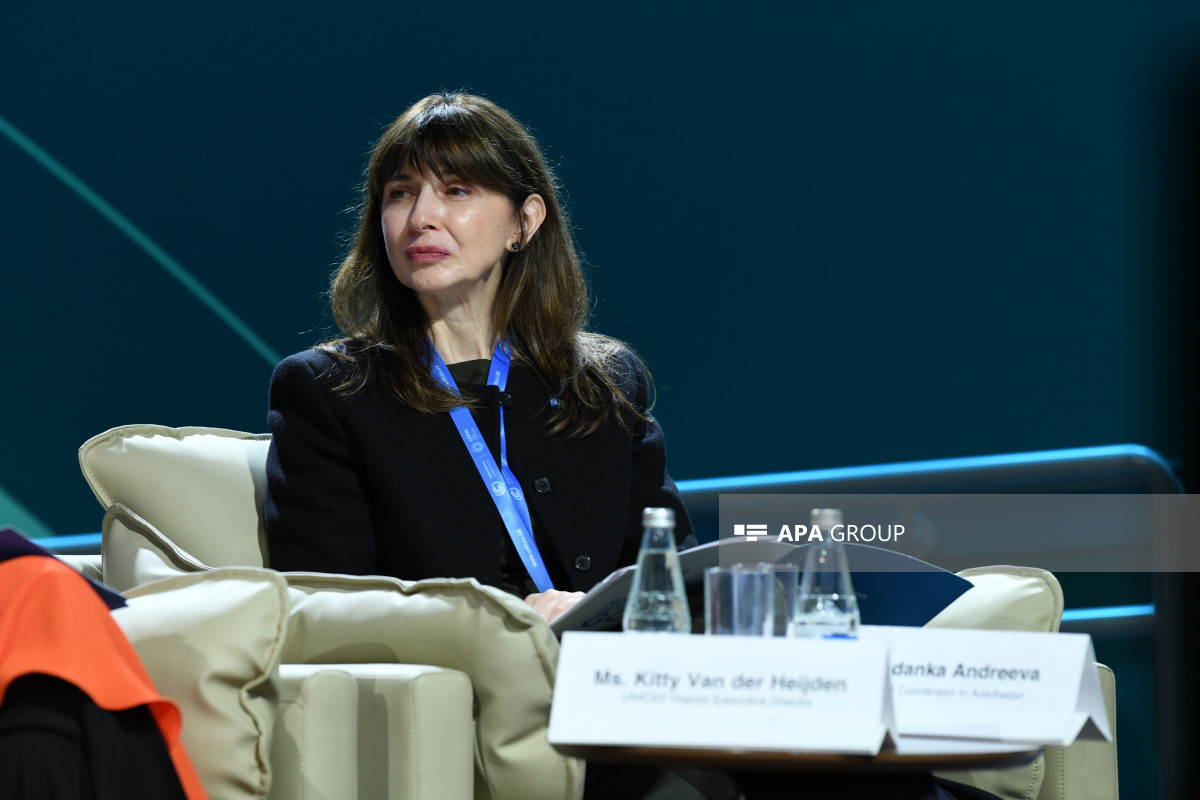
left=264, top=93, right=1002, bottom=800
left=264, top=93, right=694, bottom=624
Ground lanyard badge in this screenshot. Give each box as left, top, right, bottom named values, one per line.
left=430, top=342, right=554, bottom=593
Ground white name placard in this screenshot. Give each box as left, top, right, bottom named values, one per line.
left=548, top=632, right=889, bottom=754
left=859, top=626, right=1113, bottom=752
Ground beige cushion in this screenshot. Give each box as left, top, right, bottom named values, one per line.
left=114, top=568, right=288, bottom=800
left=928, top=566, right=1064, bottom=634
left=102, top=504, right=211, bottom=591
left=282, top=573, right=581, bottom=800
left=100, top=498, right=583, bottom=800
left=80, top=425, right=271, bottom=569
left=927, top=566, right=1066, bottom=800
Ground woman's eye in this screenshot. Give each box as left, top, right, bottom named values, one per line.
left=387, top=186, right=411, bottom=200
left=446, top=186, right=470, bottom=197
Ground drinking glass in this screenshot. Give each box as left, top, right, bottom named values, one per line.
left=704, top=563, right=799, bottom=636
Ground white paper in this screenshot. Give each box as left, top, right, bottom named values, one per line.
left=549, top=632, right=890, bottom=754
left=859, top=626, right=1113, bottom=752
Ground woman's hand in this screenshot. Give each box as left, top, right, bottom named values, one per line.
left=524, top=590, right=585, bottom=624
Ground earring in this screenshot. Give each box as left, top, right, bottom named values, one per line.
left=510, top=241, right=521, bottom=252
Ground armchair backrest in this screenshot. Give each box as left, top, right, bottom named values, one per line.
left=80, top=425, right=272, bottom=568
left=79, top=423, right=586, bottom=800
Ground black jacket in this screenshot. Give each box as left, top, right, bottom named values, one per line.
left=264, top=345, right=694, bottom=592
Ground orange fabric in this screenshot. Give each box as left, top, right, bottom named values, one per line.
left=0, top=555, right=207, bottom=800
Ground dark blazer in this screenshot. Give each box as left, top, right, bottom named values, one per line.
left=264, top=345, right=694, bottom=593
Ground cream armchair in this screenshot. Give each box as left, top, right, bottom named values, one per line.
left=76, top=424, right=1118, bottom=800
left=76, top=424, right=583, bottom=800
left=925, top=567, right=1119, bottom=800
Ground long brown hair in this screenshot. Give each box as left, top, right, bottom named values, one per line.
left=325, top=93, right=648, bottom=436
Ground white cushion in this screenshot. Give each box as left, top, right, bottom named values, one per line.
left=114, top=568, right=288, bottom=800
left=80, top=425, right=271, bottom=569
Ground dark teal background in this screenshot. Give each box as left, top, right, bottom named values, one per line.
left=3, top=4, right=1199, bottom=796
left=3, top=2, right=1198, bottom=535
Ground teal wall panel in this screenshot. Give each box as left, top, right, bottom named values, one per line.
left=3, top=4, right=1198, bottom=797
left=1, top=2, right=1195, bottom=529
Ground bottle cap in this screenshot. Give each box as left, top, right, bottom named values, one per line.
left=810, top=507, right=843, bottom=528
left=642, top=507, right=676, bottom=528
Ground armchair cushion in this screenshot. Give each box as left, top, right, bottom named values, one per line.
left=102, top=504, right=209, bottom=590
left=114, top=568, right=288, bottom=800
left=281, top=572, right=582, bottom=800
left=97, top=486, right=583, bottom=800
left=80, top=425, right=271, bottom=569
left=928, top=566, right=1064, bottom=634
left=926, top=567, right=1088, bottom=800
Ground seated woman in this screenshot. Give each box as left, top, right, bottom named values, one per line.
left=263, top=93, right=1001, bottom=800
left=263, top=92, right=694, bottom=625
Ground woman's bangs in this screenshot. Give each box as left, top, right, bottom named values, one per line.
left=377, top=114, right=506, bottom=193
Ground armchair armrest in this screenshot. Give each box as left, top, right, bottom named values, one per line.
left=272, top=663, right=474, bottom=800
left=936, top=662, right=1117, bottom=800
left=1039, top=663, right=1118, bottom=800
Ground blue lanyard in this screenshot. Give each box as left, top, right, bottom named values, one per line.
left=430, top=342, right=554, bottom=593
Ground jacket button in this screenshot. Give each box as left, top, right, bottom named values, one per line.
left=499, top=392, right=513, bottom=408
left=534, top=477, right=551, bottom=493
left=574, top=556, right=591, bottom=572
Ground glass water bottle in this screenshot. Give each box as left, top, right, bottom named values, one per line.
left=794, top=507, right=861, bottom=638
left=622, top=507, right=691, bottom=633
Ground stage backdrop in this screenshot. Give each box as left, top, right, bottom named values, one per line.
left=4, top=4, right=1199, bottom=798
left=1, top=3, right=1196, bottom=531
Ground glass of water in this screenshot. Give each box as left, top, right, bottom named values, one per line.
left=793, top=591, right=860, bottom=638
left=794, top=514, right=860, bottom=639
left=704, top=563, right=800, bottom=636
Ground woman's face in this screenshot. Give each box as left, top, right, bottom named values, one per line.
left=380, top=165, right=519, bottom=305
